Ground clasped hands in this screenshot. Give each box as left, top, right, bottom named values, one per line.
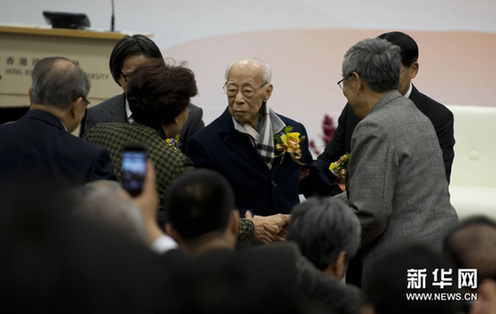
left=245, top=211, right=290, bottom=244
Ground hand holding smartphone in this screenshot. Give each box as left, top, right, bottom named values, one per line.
left=121, top=144, right=147, bottom=197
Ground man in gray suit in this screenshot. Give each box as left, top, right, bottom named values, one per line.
left=334, top=38, right=458, bottom=287
left=80, top=34, right=204, bottom=152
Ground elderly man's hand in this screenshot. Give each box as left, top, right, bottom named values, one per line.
left=245, top=211, right=290, bottom=244
left=299, top=167, right=310, bottom=182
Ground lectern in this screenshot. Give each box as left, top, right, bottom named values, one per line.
left=0, top=25, right=149, bottom=123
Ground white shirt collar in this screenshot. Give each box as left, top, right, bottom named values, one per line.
left=59, top=119, right=68, bottom=132
left=125, top=97, right=134, bottom=123
left=404, top=82, right=413, bottom=98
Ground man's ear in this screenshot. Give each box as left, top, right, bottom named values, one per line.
left=351, top=72, right=363, bottom=94
left=323, top=250, right=348, bottom=280
left=333, top=251, right=348, bottom=280
left=230, top=210, right=240, bottom=237
left=28, top=87, right=33, bottom=101
left=410, top=61, right=419, bottom=80
left=165, top=223, right=181, bottom=243
left=70, top=97, right=84, bottom=118
left=264, top=84, right=273, bottom=101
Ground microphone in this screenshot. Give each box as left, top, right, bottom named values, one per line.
left=110, top=0, right=115, bottom=31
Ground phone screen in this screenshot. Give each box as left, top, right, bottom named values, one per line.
left=121, top=147, right=147, bottom=196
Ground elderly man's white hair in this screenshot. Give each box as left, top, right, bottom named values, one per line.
left=224, top=57, right=272, bottom=86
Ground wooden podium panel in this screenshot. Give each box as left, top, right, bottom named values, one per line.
left=0, top=25, right=139, bottom=109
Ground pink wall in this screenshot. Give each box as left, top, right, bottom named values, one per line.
left=165, top=29, right=496, bottom=154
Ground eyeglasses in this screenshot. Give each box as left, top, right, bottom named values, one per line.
left=82, top=96, right=91, bottom=107
left=337, top=73, right=355, bottom=89
left=121, top=71, right=131, bottom=83
left=223, top=82, right=267, bottom=99
left=74, top=96, right=91, bottom=107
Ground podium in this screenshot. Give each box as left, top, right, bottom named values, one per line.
left=0, top=25, right=144, bottom=123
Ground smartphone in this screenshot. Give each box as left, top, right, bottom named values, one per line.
left=121, top=144, right=147, bottom=197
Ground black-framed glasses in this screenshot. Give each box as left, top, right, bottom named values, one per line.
left=337, top=73, right=355, bottom=89
left=74, top=95, right=90, bottom=107
left=82, top=96, right=91, bottom=106
left=223, top=82, right=267, bottom=99
left=121, top=71, right=131, bottom=83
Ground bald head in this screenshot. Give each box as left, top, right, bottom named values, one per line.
left=225, top=57, right=272, bottom=84
left=73, top=180, right=144, bottom=241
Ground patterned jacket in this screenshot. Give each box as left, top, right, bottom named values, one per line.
left=84, top=122, right=194, bottom=201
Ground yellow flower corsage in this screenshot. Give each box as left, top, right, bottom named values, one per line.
left=166, top=135, right=180, bottom=150
left=329, top=153, right=350, bottom=179
left=274, top=126, right=306, bottom=165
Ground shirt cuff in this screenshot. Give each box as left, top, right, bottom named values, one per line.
left=151, top=234, right=178, bottom=254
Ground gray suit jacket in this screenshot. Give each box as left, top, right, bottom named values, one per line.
left=335, top=90, right=458, bottom=286
left=81, top=93, right=204, bottom=151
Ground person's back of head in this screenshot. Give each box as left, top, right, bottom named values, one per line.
left=30, top=57, right=90, bottom=110
left=164, top=169, right=235, bottom=241
left=377, top=31, right=418, bottom=67
left=342, top=38, right=401, bottom=93
left=109, top=34, right=163, bottom=85
left=186, top=242, right=306, bottom=314
left=364, top=242, right=460, bottom=314
left=287, top=197, right=360, bottom=279
left=72, top=180, right=144, bottom=241
left=126, top=59, right=197, bottom=129
left=444, top=215, right=496, bottom=281
left=0, top=180, right=170, bottom=313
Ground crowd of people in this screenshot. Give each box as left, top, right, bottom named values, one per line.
left=0, top=31, right=494, bottom=313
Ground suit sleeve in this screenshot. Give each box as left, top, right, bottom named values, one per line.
left=297, top=122, right=343, bottom=197
left=435, top=109, right=455, bottom=183
left=315, top=104, right=351, bottom=182
left=347, top=120, right=397, bottom=249
left=88, top=148, right=117, bottom=182
left=185, top=134, right=215, bottom=170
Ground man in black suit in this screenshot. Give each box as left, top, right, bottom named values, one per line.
left=0, top=57, right=115, bottom=186
left=80, top=34, right=204, bottom=152
left=186, top=57, right=341, bottom=228
left=316, top=31, right=454, bottom=183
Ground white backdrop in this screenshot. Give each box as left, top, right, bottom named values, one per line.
left=2, top=0, right=495, bottom=46
left=2, top=0, right=495, bottom=155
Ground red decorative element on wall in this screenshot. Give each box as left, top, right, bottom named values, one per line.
left=309, top=114, right=336, bottom=156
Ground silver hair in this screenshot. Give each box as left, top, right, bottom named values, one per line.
left=224, top=57, right=272, bottom=87
left=342, top=38, right=401, bottom=93
left=287, top=197, right=361, bottom=271
left=30, top=57, right=90, bottom=109
left=72, top=180, right=144, bottom=241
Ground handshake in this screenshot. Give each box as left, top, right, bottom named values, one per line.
left=245, top=211, right=290, bottom=244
